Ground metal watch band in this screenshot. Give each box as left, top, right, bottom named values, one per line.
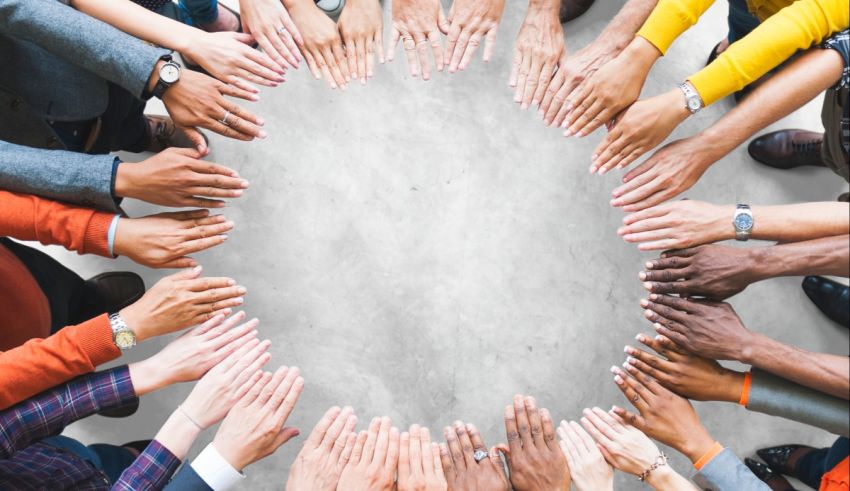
left=108, top=313, right=136, bottom=350
left=678, top=81, right=704, bottom=114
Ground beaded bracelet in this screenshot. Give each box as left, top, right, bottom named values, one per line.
left=638, top=452, right=668, bottom=482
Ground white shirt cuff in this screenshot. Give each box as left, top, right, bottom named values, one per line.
left=190, top=443, right=245, bottom=491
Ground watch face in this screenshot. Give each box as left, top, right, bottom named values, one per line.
left=115, top=330, right=136, bottom=349
left=734, top=213, right=754, bottom=230
left=160, top=63, right=180, bottom=84
left=688, top=98, right=701, bottom=111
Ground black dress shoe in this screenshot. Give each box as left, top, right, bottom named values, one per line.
left=121, top=440, right=154, bottom=456
left=86, top=272, right=145, bottom=314
left=748, top=130, right=827, bottom=170
left=745, top=458, right=799, bottom=491
left=802, top=276, right=850, bottom=328
left=97, top=399, right=140, bottom=418
left=560, top=0, right=595, bottom=22
left=757, top=444, right=813, bottom=476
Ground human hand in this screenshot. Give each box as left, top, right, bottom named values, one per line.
left=502, top=395, right=570, bottom=491
left=214, top=366, right=304, bottom=471
left=114, top=148, right=249, bottom=209
left=398, top=425, right=447, bottom=491
left=118, top=267, right=246, bottom=341
left=182, top=31, right=285, bottom=90
left=180, top=335, right=273, bottom=429
left=442, top=0, right=505, bottom=73
left=389, top=0, right=449, bottom=80
left=240, top=0, right=303, bottom=69
left=287, top=0, right=350, bottom=89
left=579, top=407, right=659, bottom=476
left=562, top=36, right=659, bottom=137
left=337, top=416, right=399, bottom=491
left=286, top=406, right=358, bottom=491
left=113, top=209, right=233, bottom=268
left=557, top=420, right=613, bottom=491
left=639, top=245, right=757, bottom=299
left=510, top=3, right=564, bottom=109
left=161, top=69, right=265, bottom=152
left=624, top=333, right=746, bottom=403
left=619, top=200, right=734, bottom=251
left=589, top=90, right=690, bottom=174
left=338, top=0, right=384, bottom=84
left=441, top=422, right=509, bottom=491
left=641, top=294, right=756, bottom=361
left=609, top=366, right=717, bottom=464
left=609, top=137, right=715, bottom=212
left=539, top=41, right=619, bottom=127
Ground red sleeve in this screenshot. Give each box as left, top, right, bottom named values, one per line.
left=0, top=314, right=120, bottom=410
left=0, top=190, right=114, bottom=257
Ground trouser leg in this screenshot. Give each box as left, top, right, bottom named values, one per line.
left=88, top=82, right=150, bottom=155
left=726, top=0, right=761, bottom=43
left=795, top=438, right=850, bottom=489
left=821, top=87, right=850, bottom=182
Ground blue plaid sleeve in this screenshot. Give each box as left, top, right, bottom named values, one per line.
left=0, top=366, right=137, bottom=459
left=112, top=440, right=181, bottom=491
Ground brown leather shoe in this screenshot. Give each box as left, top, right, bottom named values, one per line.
left=560, top=0, right=596, bottom=22
left=748, top=129, right=826, bottom=170
left=145, top=115, right=208, bottom=153
left=86, top=271, right=145, bottom=313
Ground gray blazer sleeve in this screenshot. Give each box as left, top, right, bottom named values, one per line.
left=164, top=465, right=214, bottom=491
left=0, top=140, right=121, bottom=212
left=0, top=0, right=169, bottom=98
left=692, top=448, right=771, bottom=491
left=746, top=368, right=850, bottom=437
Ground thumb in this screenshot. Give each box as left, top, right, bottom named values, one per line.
left=181, top=126, right=209, bottom=156
left=169, top=146, right=203, bottom=159
left=489, top=446, right=506, bottom=470
left=275, top=427, right=301, bottom=447
left=231, top=31, right=257, bottom=46
left=438, top=8, right=450, bottom=35
left=171, top=265, right=203, bottom=281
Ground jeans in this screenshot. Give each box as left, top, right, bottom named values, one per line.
left=0, top=238, right=106, bottom=333
left=727, top=0, right=761, bottom=43
left=177, top=0, right=219, bottom=26
left=795, top=437, right=850, bottom=489
left=42, top=436, right=137, bottom=485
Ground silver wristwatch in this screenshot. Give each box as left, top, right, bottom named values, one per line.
left=733, top=204, right=754, bottom=241
left=678, top=81, right=704, bottom=114
left=109, top=313, right=137, bottom=350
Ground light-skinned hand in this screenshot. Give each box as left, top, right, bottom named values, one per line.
left=118, top=267, right=246, bottom=341
left=286, top=406, right=358, bottom=491
left=510, top=3, right=564, bottom=109
left=113, top=209, right=233, bottom=268
left=181, top=335, right=273, bottom=429
left=557, top=420, right=613, bottom=491
left=389, top=0, right=449, bottom=80
left=114, top=148, right=249, bottom=209
left=240, top=0, right=303, bottom=69
left=338, top=0, right=384, bottom=84
left=639, top=245, right=757, bottom=299
left=398, top=425, right=447, bottom=491
left=624, top=333, right=746, bottom=403
left=562, top=36, right=659, bottom=138
left=442, top=0, right=505, bottom=73
left=287, top=0, right=350, bottom=89
left=619, top=200, right=734, bottom=251
left=579, top=407, right=660, bottom=476
left=501, top=395, right=570, bottom=491
left=214, top=366, right=305, bottom=471
left=161, top=69, right=266, bottom=152
left=440, top=422, right=510, bottom=491
left=338, top=416, right=400, bottom=491
left=589, top=90, right=690, bottom=175
left=182, top=31, right=285, bottom=90
left=641, top=294, right=755, bottom=361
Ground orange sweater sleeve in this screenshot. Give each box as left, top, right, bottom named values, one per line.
left=0, top=314, right=120, bottom=410
left=0, top=190, right=114, bottom=257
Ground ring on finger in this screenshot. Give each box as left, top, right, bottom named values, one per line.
left=473, top=448, right=489, bottom=463
left=276, top=26, right=286, bottom=35
left=219, top=110, right=231, bottom=126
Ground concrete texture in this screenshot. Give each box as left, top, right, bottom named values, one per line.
left=43, top=0, right=849, bottom=489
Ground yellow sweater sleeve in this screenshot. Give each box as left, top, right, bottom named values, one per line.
left=637, top=0, right=717, bottom=54
left=689, top=0, right=850, bottom=105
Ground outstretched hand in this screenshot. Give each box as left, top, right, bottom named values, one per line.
left=510, top=3, right=565, bottom=110
left=338, top=0, right=384, bottom=84
left=443, top=0, right=505, bottom=73
left=389, top=0, right=449, bottom=80
left=501, top=395, right=570, bottom=491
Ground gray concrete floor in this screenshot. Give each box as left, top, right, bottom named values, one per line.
left=42, top=0, right=850, bottom=489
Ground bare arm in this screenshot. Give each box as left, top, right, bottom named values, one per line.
left=594, top=0, right=660, bottom=53
left=749, top=235, right=850, bottom=280
left=749, top=203, right=850, bottom=243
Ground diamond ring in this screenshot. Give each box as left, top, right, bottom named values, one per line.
left=473, top=449, right=489, bottom=463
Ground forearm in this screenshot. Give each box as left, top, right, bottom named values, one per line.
left=69, top=0, right=205, bottom=54
left=747, top=235, right=850, bottom=281
left=646, top=466, right=700, bottom=491
left=153, top=409, right=203, bottom=460
left=527, top=0, right=561, bottom=15
left=743, top=334, right=850, bottom=399
left=749, top=203, right=850, bottom=243
left=594, top=0, right=659, bottom=53
left=699, top=48, right=844, bottom=158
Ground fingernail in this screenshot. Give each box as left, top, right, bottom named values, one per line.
left=643, top=309, right=652, bottom=318
left=240, top=180, right=250, bottom=188
left=521, top=102, right=529, bottom=109
left=220, top=234, right=229, bottom=241
left=227, top=278, right=236, bottom=286
left=638, top=272, right=646, bottom=280
left=614, top=375, right=624, bottom=384
left=577, top=131, right=585, bottom=137
left=258, top=131, right=268, bottom=139
left=609, top=365, right=618, bottom=374
left=563, top=129, right=573, bottom=137
left=257, top=118, right=265, bottom=126
left=649, top=293, right=658, bottom=300
left=531, top=100, right=539, bottom=107
left=237, top=286, right=247, bottom=294
left=645, top=261, right=654, bottom=269
left=235, top=297, right=244, bottom=304
left=627, top=356, right=636, bottom=364
left=643, top=282, right=652, bottom=290
left=636, top=334, right=646, bottom=342
left=193, top=265, right=203, bottom=272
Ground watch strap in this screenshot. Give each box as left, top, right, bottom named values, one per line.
left=109, top=312, right=137, bottom=350
left=151, top=55, right=179, bottom=100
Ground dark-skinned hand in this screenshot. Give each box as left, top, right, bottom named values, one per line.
left=641, top=294, right=755, bottom=361
left=501, top=395, right=570, bottom=491
left=440, top=422, right=509, bottom=491
left=639, top=245, right=759, bottom=299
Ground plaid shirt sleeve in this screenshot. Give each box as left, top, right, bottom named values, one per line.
left=0, top=366, right=137, bottom=459
left=112, top=440, right=181, bottom=491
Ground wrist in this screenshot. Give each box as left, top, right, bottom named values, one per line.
left=128, top=358, right=170, bottom=397
left=713, top=204, right=738, bottom=242
left=284, top=0, right=313, bottom=12
left=113, top=162, right=136, bottom=199
left=719, top=370, right=747, bottom=403
left=626, top=36, right=662, bottom=68
left=739, top=331, right=769, bottom=365
left=644, top=464, right=677, bottom=489
left=527, top=0, right=560, bottom=16
left=212, top=440, right=249, bottom=472
left=119, top=303, right=151, bottom=342
left=156, top=409, right=204, bottom=461
left=146, top=60, right=166, bottom=94
left=678, top=428, right=716, bottom=464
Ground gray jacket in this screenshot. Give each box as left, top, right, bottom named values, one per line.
left=0, top=0, right=169, bottom=146
left=0, top=140, right=120, bottom=211
left=692, top=448, right=770, bottom=491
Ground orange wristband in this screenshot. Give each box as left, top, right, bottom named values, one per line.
left=739, top=372, right=752, bottom=406
left=693, top=442, right=724, bottom=470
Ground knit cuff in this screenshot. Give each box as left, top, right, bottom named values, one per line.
left=693, top=442, right=724, bottom=470
left=738, top=372, right=752, bottom=406
left=73, top=314, right=121, bottom=366
left=83, top=212, right=117, bottom=257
